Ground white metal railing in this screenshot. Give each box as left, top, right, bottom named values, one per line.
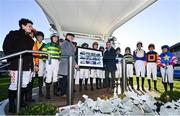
left=0, top=50, right=50, bottom=113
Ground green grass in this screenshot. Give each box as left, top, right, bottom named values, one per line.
left=132, top=76, right=180, bottom=93
left=0, top=74, right=180, bottom=102
left=0, top=74, right=10, bottom=101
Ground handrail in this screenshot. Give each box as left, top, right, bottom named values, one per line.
left=0, top=50, right=49, bottom=61
left=0, top=63, right=10, bottom=69
left=0, top=50, right=50, bottom=114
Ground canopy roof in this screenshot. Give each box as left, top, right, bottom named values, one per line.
left=36, top=0, right=157, bottom=40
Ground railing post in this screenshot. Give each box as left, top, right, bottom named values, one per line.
left=121, top=58, right=127, bottom=94
left=16, top=55, right=23, bottom=113
left=67, top=56, right=74, bottom=105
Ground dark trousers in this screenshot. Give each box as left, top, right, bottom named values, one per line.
left=105, top=70, right=115, bottom=89
left=60, top=75, right=68, bottom=96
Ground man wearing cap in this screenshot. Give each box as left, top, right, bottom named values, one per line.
left=146, top=44, right=158, bottom=91
left=58, top=33, right=78, bottom=97
left=3, top=18, right=34, bottom=113
left=42, top=33, right=61, bottom=99
left=133, top=41, right=146, bottom=92
left=57, top=39, right=64, bottom=93
left=72, top=41, right=78, bottom=92
left=59, top=39, right=64, bottom=46
left=157, top=45, right=177, bottom=91
left=32, top=31, right=46, bottom=98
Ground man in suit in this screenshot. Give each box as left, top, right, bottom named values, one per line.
left=103, top=42, right=117, bottom=92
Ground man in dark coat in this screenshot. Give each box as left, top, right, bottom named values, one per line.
left=3, top=18, right=34, bottom=113
left=103, top=42, right=117, bottom=92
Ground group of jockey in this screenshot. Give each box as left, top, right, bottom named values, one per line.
left=3, top=18, right=177, bottom=113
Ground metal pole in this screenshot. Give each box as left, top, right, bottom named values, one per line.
left=121, top=59, right=124, bottom=94
left=67, top=56, right=74, bottom=105
left=124, top=59, right=127, bottom=91
left=16, top=55, right=23, bottom=113
left=121, top=59, right=126, bottom=94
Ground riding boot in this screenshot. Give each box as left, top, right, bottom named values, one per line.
left=39, top=77, right=44, bottom=97
left=73, top=79, right=76, bottom=92
left=154, top=80, right=158, bottom=91
left=84, top=78, right=88, bottom=90
left=53, top=82, right=59, bottom=96
left=99, top=79, right=102, bottom=89
left=142, top=77, right=146, bottom=92
left=169, top=83, right=173, bottom=91
left=148, top=79, right=151, bottom=91
left=136, top=77, right=140, bottom=90
left=130, top=77, right=134, bottom=89
left=103, top=79, right=106, bottom=88
left=163, top=82, right=168, bottom=91
left=90, top=78, right=94, bottom=91
left=96, top=78, right=100, bottom=89
left=20, top=88, right=27, bottom=107
left=46, top=83, right=51, bottom=99
left=79, top=79, right=83, bottom=92
left=8, top=90, right=16, bottom=113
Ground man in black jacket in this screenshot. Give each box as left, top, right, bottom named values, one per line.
left=103, top=42, right=117, bottom=93
left=3, top=18, right=34, bottom=113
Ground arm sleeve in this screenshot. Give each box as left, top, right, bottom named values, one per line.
left=171, top=55, right=177, bottom=65
left=32, top=43, right=39, bottom=66
left=144, top=51, right=147, bottom=61
left=3, top=31, right=14, bottom=55
left=133, top=51, right=136, bottom=60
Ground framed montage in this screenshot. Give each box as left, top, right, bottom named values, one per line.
left=77, top=47, right=103, bottom=68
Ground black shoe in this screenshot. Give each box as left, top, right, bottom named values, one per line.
left=91, top=86, right=94, bottom=91
left=20, top=101, right=27, bottom=107
left=73, top=89, right=76, bottom=93
left=39, top=89, right=44, bottom=97
left=8, top=104, right=16, bottom=113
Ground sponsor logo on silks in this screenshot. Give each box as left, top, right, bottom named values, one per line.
left=160, top=52, right=174, bottom=64
left=163, top=55, right=170, bottom=61
left=148, top=54, right=156, bottom=61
